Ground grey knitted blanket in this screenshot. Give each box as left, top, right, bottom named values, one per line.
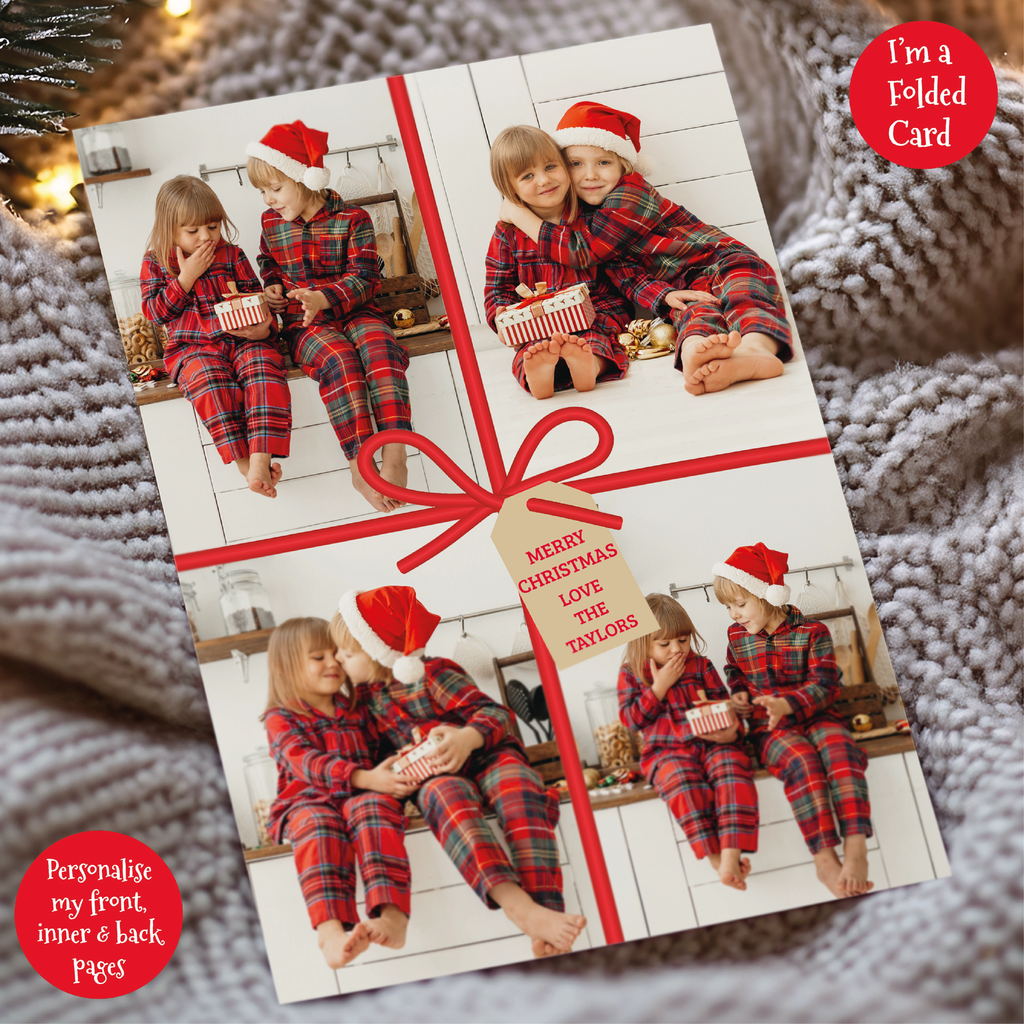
left=1, top=0, right=1021, bottom=1020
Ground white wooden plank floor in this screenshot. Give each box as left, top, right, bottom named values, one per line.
left=464, top=325, right=827, bottom=481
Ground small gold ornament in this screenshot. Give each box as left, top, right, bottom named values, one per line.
left=392, top=308, right=415, bottom=329
left=851, top=714, right=874, bottom=732
left=647, top=321, right=677, bottom=351
left=626, top=318, right=652, bottom=339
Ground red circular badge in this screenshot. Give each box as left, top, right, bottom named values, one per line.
left=15, top=831, right=182, bottom=998
left=850, top=21, right=998, bottom=168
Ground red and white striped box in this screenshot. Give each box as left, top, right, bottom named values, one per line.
left=685, top=690, right=738, bottom=737
left=214, top=287, right=270, bottom=333
left=390, top=733, right=443, bottom=782
left=495, top=284, right=595, bottom=348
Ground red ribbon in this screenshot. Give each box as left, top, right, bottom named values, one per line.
left=356, top=406, right=623, bottom=573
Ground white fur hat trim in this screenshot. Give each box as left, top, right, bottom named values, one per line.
left=337, top=589, right=398, bottom=667
left=552, top=126, right=652, bottom=177
left=246, top=140, right=330, bottom=191
left=712, top=562, right=791, bottom=606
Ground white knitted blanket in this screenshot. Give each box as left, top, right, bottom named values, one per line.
left=0, top=1, right=1020, bottom=1020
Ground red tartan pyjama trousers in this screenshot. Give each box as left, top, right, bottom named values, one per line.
left=650, top=743, right=759, bottom=859
left=171, top=339, right=291, bottom=464
left=415, top=745, right=564, bottom=911
left=511, top=312, right=630, bottom=395
left=284, top=792, right=411, bottom=929
left=750, top=719, right=871, bottom=854
left=670, top=248, right=793, bottom=363
left=288, top=310, right=411, bottom=460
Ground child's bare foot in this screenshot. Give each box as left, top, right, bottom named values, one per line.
left=554, top=331, right=602, bottom=393
left=270, top=461, right=283, bottom=487
left=679, top=330, right=741, bottom=380
left=684, top=332, right=784, bottom=395
left=317, top=919, right=370, bottom=969
left=379, top=443, right=408, bottom=512
left=491, top=881, right=586, bottom=955
left=363, top=903, right=409, bottom=949
left=837, top=835, right=874, bottom=896
left=522, top=338, right=561, bottom=399
left=246, top=452, right=278, bottom=498
left=813, top=847, right=846, bottom=898
left=708, top=848, right=748, bottom=891
left=349, top=457, right=389, bottom=513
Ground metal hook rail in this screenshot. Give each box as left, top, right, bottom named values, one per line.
left=199, top=135, right=399, bottom=184
left=669, top=557, right=856, bottom=602
left=437, top=602, right=522, bottom=626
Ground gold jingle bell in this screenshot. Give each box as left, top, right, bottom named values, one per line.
left=392, top=308, right=415, bottom=329
left=851, top=714, right=874, bottom=732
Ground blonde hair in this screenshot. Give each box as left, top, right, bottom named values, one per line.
left=146, top=175, right=237, bottom=274
left=264, top=617, right=355, bottom=715
left=623, top=593, right=705, bottom=680
left=490, top=125, right=579, bottom=222
left=712, top=576, right=781, bottom=620
left=246, top=156, right=325, bottom=209
left=329, top=612, right=393, bottom=684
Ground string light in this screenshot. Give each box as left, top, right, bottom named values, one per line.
left=165, top=0, right=191, bottom=16
left=32, top=165, right=82, bottom=213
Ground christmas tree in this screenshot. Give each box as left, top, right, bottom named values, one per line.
left=0, top=0, right=121, bottom=173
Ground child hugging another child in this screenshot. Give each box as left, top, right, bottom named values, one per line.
left=142, top=175, right=289, bottom=498
left=501, top=102, right=793, bottom=396
left=331, top=586, right=587, bottom=957
left=713, top=544, right=874, bottom=898
left=246, top=121, right=411, bottom=514
left=620, top=594, right=758, bottom=890
left=486, top=125, right=632, bottom=400
left=263, top=617, right=418, bottom=969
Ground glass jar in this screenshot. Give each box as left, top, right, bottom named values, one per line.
left=109, top=270, right=164, bottom=365
left=80, top=124, right=132, bottom=176
left=180, top=581, right=201, bottom=643
left=243, top=750, right=278, bottom=848
left=584, top=682, right=637, bottom=770
left=218, top=567, right=276, bottom=634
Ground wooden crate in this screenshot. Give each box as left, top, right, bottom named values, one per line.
left=525, top=740, right=564, bottom=784
left=834, top=681, right=887, bottom=731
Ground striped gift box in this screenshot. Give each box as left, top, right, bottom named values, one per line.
left=685, top=691, right=737, bottom=737
left=214, top=289, right=270, bottom=333
left=390, top=734, right=443, bottom=782
left=495, top=284, right=595, bottom=348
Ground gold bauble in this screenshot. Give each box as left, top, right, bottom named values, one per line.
left=626, top=318, right=652, bottom=339
left=648, top=322, right=677, bottom=351
left=851, top=714, right=874, bottom=732
left=392, top=308, right=415, bottom=329
left=582, top=768, right=602, bottom=789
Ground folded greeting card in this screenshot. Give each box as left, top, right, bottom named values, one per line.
left=75, top=24, right=951, bottom=1005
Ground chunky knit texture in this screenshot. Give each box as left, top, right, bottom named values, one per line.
left=1, top=0, right=1021, bottom=1020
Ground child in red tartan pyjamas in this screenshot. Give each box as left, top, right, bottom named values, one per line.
left=619, top=593, right=759, bottom=890
left=713, top=544, right=874, bottom=899
left=141, top=175, right=290, bottom=499
left=500, top=102, right=793, bottom=396
left=331, top=586, right=587, bottom=958
left=485, top=124, right=634, bottom=400
left=263, top=617, right=418, bottom=970
left=245, top=121, right=411, bottom=514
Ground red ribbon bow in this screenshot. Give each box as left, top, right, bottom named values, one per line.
left=356, top=406, right=623, bottom=573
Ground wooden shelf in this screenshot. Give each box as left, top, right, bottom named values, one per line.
left=195, top=628, right=274, bottom=664
left=83, top=168, right=152, bottom=185
left=134, top=331, right=454, bottom=407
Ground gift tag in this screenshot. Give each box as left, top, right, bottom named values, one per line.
left=490, top=481, right=658, bottom=669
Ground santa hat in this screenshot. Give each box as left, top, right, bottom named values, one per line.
left=712, top=544, right=791, bottom=607
left=246, top=120, right=331, bottom=191
left=553, top=101, right=651, bottom=176
left=337, top=587, right=441, bottom=684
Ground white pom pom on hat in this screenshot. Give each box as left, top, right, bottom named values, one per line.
left=246, top=120, right=331, bottom=191
left=712, top=543, right=792, bottom=606
left=337, top=587, right=441, bottom=683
